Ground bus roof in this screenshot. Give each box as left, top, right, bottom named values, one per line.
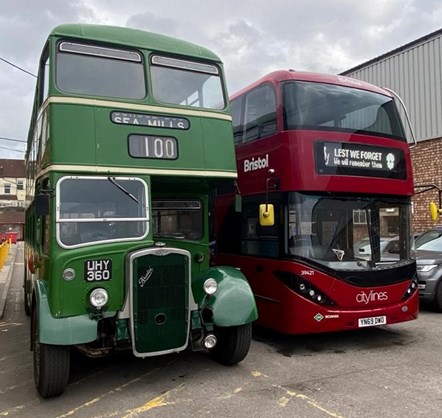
left=50, top=24, right=222, bottom=63
left=231, top=69, right=392, bottom=100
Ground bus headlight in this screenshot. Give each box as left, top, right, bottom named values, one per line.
left=275, top=271, right=335, bottom=306
left=89, top=288, right=109, bottom=309
left=62, top=268, right=76, bottom=281
left=203, top=278, right=218, bottom=295
left=402, top=276, right=418, bottom=301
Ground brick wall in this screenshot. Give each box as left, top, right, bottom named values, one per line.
left=410, top=137, right=442, bottom=233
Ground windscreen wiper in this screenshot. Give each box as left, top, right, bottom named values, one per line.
left=107, top=176, right=140, bottom=204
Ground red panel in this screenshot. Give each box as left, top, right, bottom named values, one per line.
left=236, top=130, right=414, bottom=197
left=217, top=254, right=418, bottom=335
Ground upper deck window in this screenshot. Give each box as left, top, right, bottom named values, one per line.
left=283, top=81, right=406, bottom=141
left=231, top=83, right=277, bottom=145
left=151, top=55, right=225, bottom=110
left=56, top=42, right=146, bottom=99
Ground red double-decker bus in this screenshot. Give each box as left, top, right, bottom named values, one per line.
left=216, top=70, right=418, bottom=334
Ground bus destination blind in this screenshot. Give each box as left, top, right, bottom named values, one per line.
left=315, top=141, right=406, bottom=179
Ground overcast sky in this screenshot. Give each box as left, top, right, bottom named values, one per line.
left=1, top=0, right=441, bottom=159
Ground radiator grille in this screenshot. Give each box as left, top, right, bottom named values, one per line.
left=131, top=251, right=189, bottom=354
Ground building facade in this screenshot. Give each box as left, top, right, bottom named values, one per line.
left=0, top=159, right=25, bottom=240
left=341, top=28, right=442, bottom=233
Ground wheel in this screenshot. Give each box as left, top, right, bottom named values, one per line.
left=31, top=306, right=70, bottom=398
left=210, top=323, right=252, bottom=365
left=24, top=296, right=31, bottom=316
left=23, top=269, right=30, bottom=316
left=431, top=280, right=442, bottom=312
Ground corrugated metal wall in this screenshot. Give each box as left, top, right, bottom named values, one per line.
left=342, top=31, right=442, bottom=142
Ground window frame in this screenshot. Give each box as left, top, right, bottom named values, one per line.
left=55, top=40, right=146, bottom=100
left=55, top=175, right=149, bottom=249
left=152, top=199, right=204, bottom=242
left=150, top=54, right=226, bottom=110
left=239, top=83, right=277, bottom=144
left=240, top=195, right=281, bottom=257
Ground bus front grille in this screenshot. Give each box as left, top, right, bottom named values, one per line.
left=130, top=249, right=190, bottom=356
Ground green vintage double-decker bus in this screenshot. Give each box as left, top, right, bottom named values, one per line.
left=24, top=24, right=257, bottom=398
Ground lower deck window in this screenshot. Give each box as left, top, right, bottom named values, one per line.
left=57, top=176, right=148, bottom=247
left=241, top=199, right=280, bottom=257
left=153, top=200, right=203, bottom=241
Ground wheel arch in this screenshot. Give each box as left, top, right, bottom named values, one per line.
left=33, top=280, right=99, bottom=345
left=193, top=266, right=258, bottom=327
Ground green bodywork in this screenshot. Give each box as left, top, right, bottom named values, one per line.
left=35, top=280, right=106, bottom=344
left=35, top=268, right=257, bottom=346
left=25, top=23, right=257, bottom=354
left=50, top=24, right=221, bottom=63
left=193, top=266, right=258, bottom=326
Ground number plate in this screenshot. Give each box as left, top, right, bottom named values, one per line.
left=84, top=259, right=112, bottom=282
left=358, top=315, right=387, bottom=328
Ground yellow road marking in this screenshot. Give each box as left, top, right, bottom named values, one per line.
left=274, top=385, right=345, bottom=418
left=56, top=368, right=161, bottom=418
left=0, top=405, right=26, bottom=416
left=251, top=370, right=268, bottom=378
left=122, top=384, right=185, bottom=417
left=278, top=396, right=290, bottom=407
left=0, top=323, right=23, bottom=328
left=217, top=387, right=242, bottom=400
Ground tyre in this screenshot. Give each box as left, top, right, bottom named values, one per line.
left=210, top=323, right=252, bottom=366
left=24, top=296, right=31, bottom=316
left=431, top=280, right=442, bottom=312
left=23, top=270, right=30, bottom=316
left=32, top=307, right=70, bottom=398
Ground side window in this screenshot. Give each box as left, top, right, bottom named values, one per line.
left=41, top=213, right=50, bottom=255
left=39, top=179, right=50, bottom=255
left=231, top=97, right=244, bottom=145
left=42, top=56, right=49, bottom=104
left=152, top=200, right=203, bottom=241
left=243, top=84, right=277, bottom=142
left=241, top=198, right=280, bottom=257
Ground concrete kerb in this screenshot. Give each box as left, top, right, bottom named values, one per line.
left=0, top=244, right=18, bottom=319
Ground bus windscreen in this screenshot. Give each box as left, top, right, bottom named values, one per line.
left=283, top=81, right=406, bottom=141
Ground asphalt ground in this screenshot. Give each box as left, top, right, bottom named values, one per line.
left=0, top=241, right=18, bottom=319
left=2, top=241, right=442, bottom=417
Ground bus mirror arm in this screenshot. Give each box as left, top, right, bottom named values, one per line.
left=234, top=180, right=242, bottom=212
left=265, top=169, right=279, bottom=208
left=259, top=169, right=279, bottom=227
left=415, top=184, right=442, bottom=221
left=266, top=168, right=279, bottom=205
